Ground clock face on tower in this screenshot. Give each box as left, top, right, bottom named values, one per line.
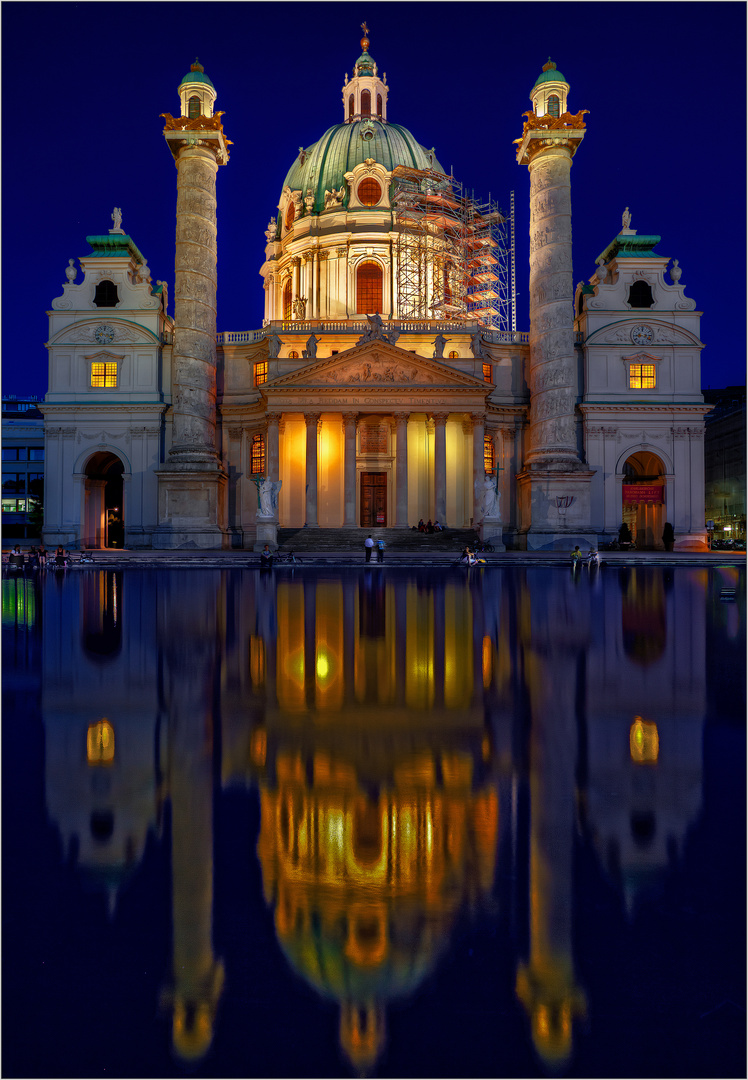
left=631, top=324, right=653, bottom=345
left=94, top=324, right=115, bottom=344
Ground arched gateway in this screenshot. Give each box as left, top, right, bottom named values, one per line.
left=82, top=451, right=124, bottom=548
left=621, top=450, right=667, bottom=549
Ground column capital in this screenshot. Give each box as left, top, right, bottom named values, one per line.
left=266, top=413, right=281, bottom=428
left=393, top=411, right=410, bottom=425
left=431, top=412, right=449, bottom=426
left=227, top=426, right=243, bottom=440
left=342, top=412, right=358, bottom=425
left=304, top=412, right=321, bottom=425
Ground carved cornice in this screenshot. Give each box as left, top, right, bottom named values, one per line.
left=161, top=112, right=226, bottom=134
left=521, top=108, right=588, bottom=133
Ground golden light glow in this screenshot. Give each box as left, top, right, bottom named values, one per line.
left=482, top=636, right=492, bottom=688
left=250, top=727, right=267, bottom=768
left=249, top=634, right=265, bottom=686
left=87, top=719, right=115, bottom=764
left=630, top=716, right=659, bottom=763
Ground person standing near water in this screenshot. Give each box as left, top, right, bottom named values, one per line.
left=364, top=535, right=374, bottom=562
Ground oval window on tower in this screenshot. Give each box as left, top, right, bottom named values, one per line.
left=358, top=178, right=382, bottom=207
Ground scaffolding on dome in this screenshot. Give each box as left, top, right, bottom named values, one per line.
left=391, top=165, right=513, bottom=331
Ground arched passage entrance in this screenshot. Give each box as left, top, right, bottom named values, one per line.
left=83, top=452, right=124, bottom=548
left=621, top=450, right=666, bottom=549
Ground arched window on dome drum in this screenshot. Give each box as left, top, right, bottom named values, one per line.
left=356, top=262, right=383, bottom=314
left=377, top=94, right=382, bottom=117
left=188, top=95, right=200, bottom=119
left=283, top=281, right=292, bottom=320
left=361, top=89, right=371, bottom=117
left=548, top=94, right=560, bottom=118
left=358, top=178, right=381, bottom=206
left=484, top=435, right=494, bottom=474
left=348, top=94, right=354, bottom=120
left=285, top=202, right=295, bottom=230
left=448, top=351, right=459, bottom=359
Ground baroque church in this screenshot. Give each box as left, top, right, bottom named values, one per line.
left=41, top=32, right=709, bottom=551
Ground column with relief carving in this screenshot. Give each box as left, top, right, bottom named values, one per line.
left=433, top=413, right=448, bottom=524
left=342, top=413, right=358, bottom=527
left=471, top=414, right=485, bottom=521
left=394, top=413, right=409, bottom=528
left=304, top=413, right=320, bottom=527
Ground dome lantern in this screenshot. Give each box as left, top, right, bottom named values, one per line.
left=530, top=57, right=569, bottom=118
left=342, top=22, right=388, bottom=124
left=178, top=57, right=217, bottom=120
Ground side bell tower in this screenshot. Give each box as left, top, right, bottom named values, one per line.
left=155, top=60, right=231, bottom=548
left=515, top=60, right=596, bottom=550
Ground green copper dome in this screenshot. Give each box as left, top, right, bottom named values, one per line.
left=532, top=59, right=567, bottom=92
left=282, top=121, right=444, bottom=214
left=179, top=60, right=215, bottom=90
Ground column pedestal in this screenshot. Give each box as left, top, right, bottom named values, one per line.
left=516, top=468, right=597, bottom=551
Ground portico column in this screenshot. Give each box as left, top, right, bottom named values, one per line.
left=342, top=413, right=358, bottom=527
left=472, top=413, right=485, bottom=523
left=433, top=413, right=448, bottom=524
left=304, top=412, right=320, bottom=527
left=267, top=414, right=280, bottom=484
left=394, top=412, right=409, bottom=528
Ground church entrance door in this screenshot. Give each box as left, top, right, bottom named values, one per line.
left=360, top=473, right=387, bottom=527
left=83, top=452, right=124, bottom=548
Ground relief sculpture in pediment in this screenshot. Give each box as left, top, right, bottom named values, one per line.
left=328, top=358, right=420, bottom=385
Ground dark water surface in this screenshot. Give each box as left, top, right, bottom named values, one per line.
left=2, top=565, right=745, bottom=1078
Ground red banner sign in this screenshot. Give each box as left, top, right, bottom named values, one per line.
left=623, top=484, right=663, bottom=504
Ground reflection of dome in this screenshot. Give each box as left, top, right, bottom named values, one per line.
left=282, top=122, right=444, bottom=214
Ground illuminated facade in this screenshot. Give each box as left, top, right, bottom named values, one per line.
left=41, top=42, right=709, bottom=551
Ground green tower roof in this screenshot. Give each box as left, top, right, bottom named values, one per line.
left=532, top=59, right=567, bottom=92
left=179, top=59, right=214, bottom=90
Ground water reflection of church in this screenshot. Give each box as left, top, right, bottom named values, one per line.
left=36, top=566, right=711, bottom=1070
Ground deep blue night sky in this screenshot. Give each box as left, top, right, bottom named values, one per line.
left=2, top=1, right=745, bottom=400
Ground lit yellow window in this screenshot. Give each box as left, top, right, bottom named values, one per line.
left=91, top=362, right=117, bottom=388
left=254, top=361, right=268, bottom=386
left=484, top=433, right=494, bottom=473
left=483, top=363, right=492, bottom=382
left=629, top=363, right=655, bottom=389
left=251, top=433, right=265, bottom=474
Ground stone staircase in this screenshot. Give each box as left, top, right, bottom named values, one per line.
left=276, top=526, right=480, bottom=553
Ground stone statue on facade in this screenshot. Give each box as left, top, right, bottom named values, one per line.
left=621, top=207, right=631, bottom=230
left=157, top=280, right=169, bottom=313
left=264, top=216, right=277, bottom=242
left=303, top=333, right=320, bottom=359
left=304, top=189, right=315, bottom=214
left=266, top=329, right=282, bottom=358
left=65, top=258, right=77, bottom=283
left=432, top=333, right=449, bottom=358
left=669, top=258, right=682, bottom=284
left=324, top=186, right=345, bottom=209
left=357, top=312, right=386, bottom=345
left=257, top=479, right=282, bottom=518
left=386, top=327, right=401, bottom=346
left=110, top=207, right=123, bottom=233
left=292, top=296, right=307, bottom=320
left=481, top=475, right=501, bottom=519
left=470, top=329, right=485, bottom=359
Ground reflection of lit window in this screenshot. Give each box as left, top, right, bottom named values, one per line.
left=482, top=635, right=492, bottom=688
left=250, top=726, right=266, bottom=766
left=87, top=719, right=115, bottom=764
left=249, top=634, right=265, bottom=685
left=629, top=716, right=659, bottom=763
left=629, top=363, right=655, bottom=389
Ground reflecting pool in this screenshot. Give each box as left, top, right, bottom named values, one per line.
left=2, top=565, right=745, bottom=1078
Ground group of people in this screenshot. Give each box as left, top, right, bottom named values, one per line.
left=571, top=545, right=600, bottom=568
left=417, top=519, right=443, bottom=533
left=5, top=543, right=71, bottom=569
left=364, top=535, right=386, bottom=562
left=460, top=546, right=485, bottom=566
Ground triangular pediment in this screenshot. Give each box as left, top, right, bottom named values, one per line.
left=266, top=339, right=488, bottom=391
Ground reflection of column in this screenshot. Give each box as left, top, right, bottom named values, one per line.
left=394, top=412, right=409, bottom=528
left=304, top=413, right=320, bottom=527
left=516, top=640, right=585, bottom=1067
left=267, top=414, right=280, bottom=484
left=343, top=413, right=358, bottom=527
left=162, top=588, right=224, bottom=1062
left=433, top=413, right=448, bottom=524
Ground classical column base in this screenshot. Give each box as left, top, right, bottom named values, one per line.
left=675, top=533, right=709, bottom=552
left=516, top=468, right=597, bottom=552
left=154, top=466, right=228, bottom=549
left=253, top=520, right=279, bottom=551
left=480, top=518, right=505, bottom=549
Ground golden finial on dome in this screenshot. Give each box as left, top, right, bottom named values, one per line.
left=191, top=56, right=204, bottom=73
left=542, top=57, right=557, bottom=72
left=360, top=21, right=370, bottom=50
